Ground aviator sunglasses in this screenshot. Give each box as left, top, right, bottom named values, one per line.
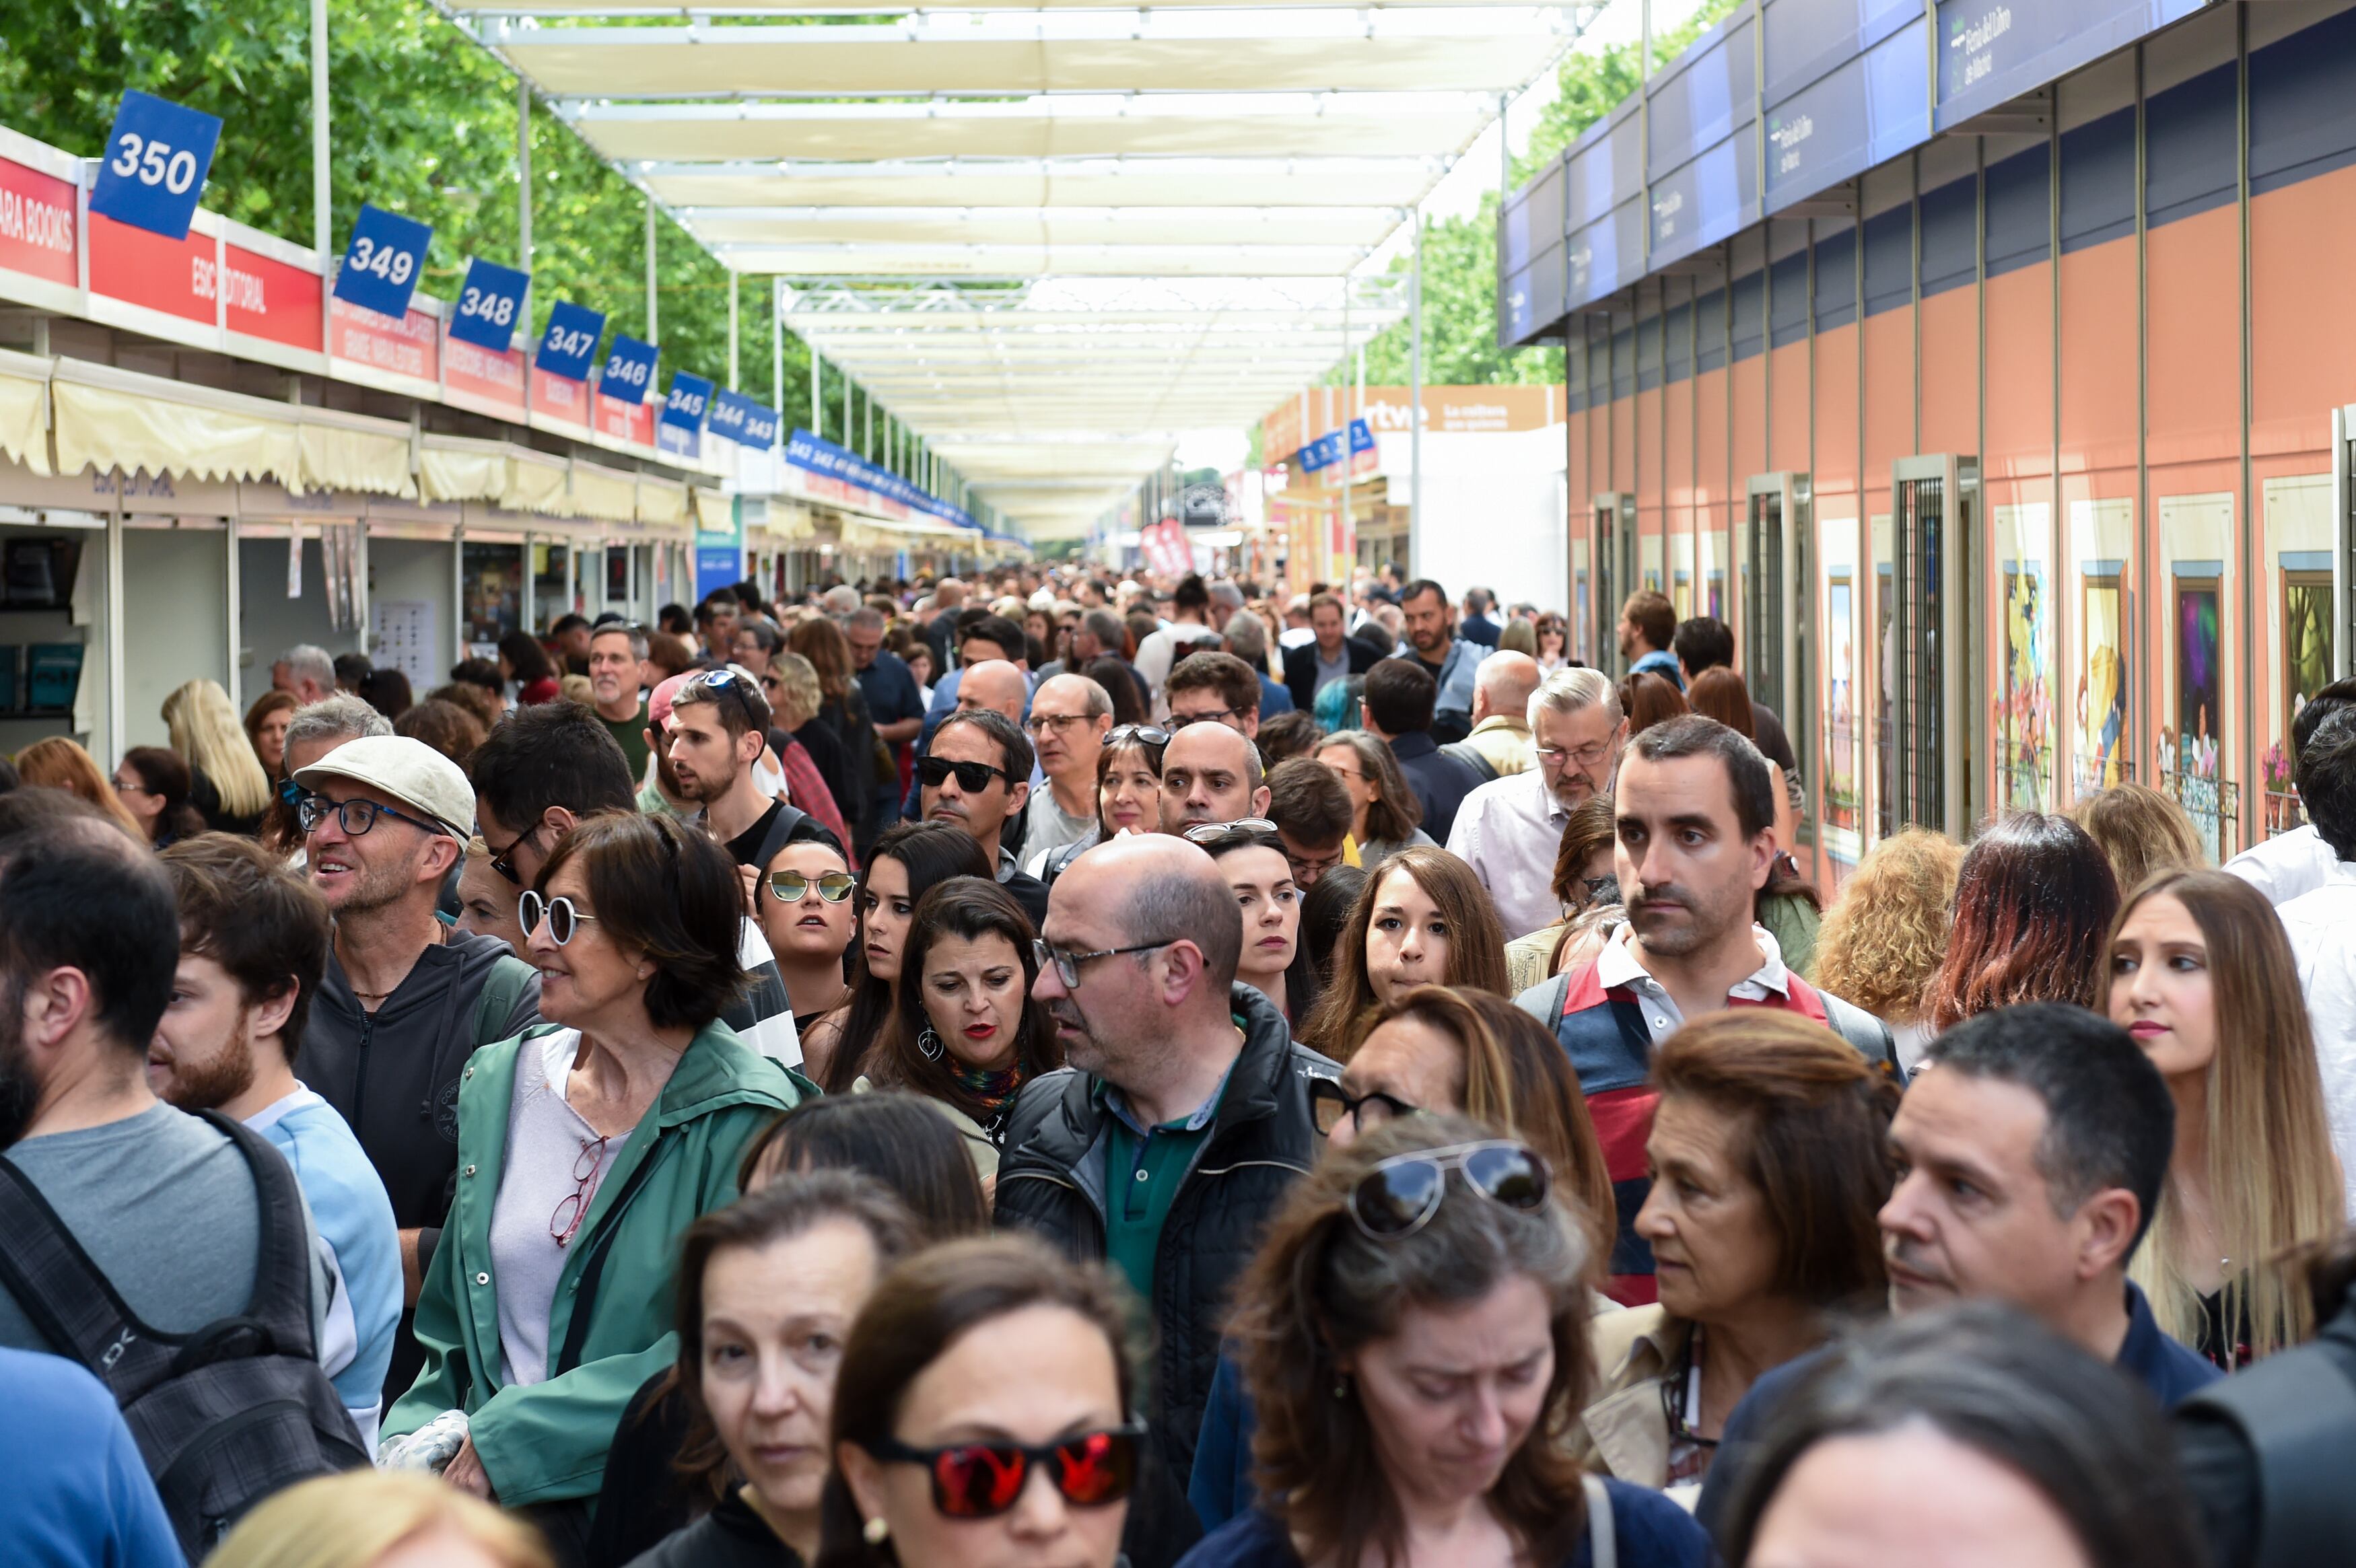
left=1348, top=1139, right=1550, bottom=1240
left=766, top=869, right=858, bottom=904
left=865, top=1422, right=1145, bottom=1520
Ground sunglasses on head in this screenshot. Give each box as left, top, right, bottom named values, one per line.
left=918, top=755, right=1010, bottom=793
left=1181, top=818, right=1284, bottom=853
left=866, top=1422, right=1144, bottom=1520
left=1348, top=1139, right=1550, bottom=1240
left=767, top=869, right=857, bottom=903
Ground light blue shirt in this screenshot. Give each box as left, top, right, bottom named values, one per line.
left=248, top=1087, right=403, bottom=1452
left=1428, top=638, right=1480, bottom=717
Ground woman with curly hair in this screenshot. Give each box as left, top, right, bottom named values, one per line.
left=1920, top=811, right=2119, bottom=1034
left=1810, top=828, right=1964, bottom=1072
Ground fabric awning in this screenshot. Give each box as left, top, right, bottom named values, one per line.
left=636, top=475, right=689, bottom=527
left=419, top=436, right=512, bottom=505
left=0, top=349, right=51, bottom=478
left=568, top=460, right=639, bottom=524
left=298, top=417, right=417, bottom=499
left=50, top=363, right=300, bottom=489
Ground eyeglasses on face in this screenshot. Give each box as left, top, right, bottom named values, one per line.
left=1309, top=1077, right=1419, bottom=1139
left=112, top=775, right=152, bottom=797
left=1535, top=740, right=1616, bottom=769
left=299, top=793, right=444, bottom=840
left=519, top=891, right=600, bottom=946
left=918, top=755, right=1012, bottom=793
left=1025, top=711, right=1099, bottom=736
left=865, top=1423, right=1144, bottom=1520
left=767, top=869, right=857, bottom=904
left=1348, top=1140, right=1550, bottom=1240
left=1169, top=705, right=1250, bottom=729
left=1033, top=937, right=1171, bottom=990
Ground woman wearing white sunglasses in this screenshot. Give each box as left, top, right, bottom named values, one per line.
left=382, top=812, right=805, bottom=1555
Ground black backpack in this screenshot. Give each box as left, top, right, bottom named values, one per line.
left=0, top=1110, right=368, bottom=1560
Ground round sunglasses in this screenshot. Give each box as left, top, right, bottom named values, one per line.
left=865, top=1422, right=1144, bottom=1520
left=767, top=869, right=857, bottom=904
left=519, top=891, right=599, bottom=946
left=1348, top=1139, right=1550, bottom=1240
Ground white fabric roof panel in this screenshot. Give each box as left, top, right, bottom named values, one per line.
left=648, top=161, right=1443, bottom=211
left=714, top=243, right=1375, bottom=277
left=688, top=207, right=1401, bottom=248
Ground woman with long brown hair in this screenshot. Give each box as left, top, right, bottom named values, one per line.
left=2106, top=868, right=2343, bottom=1365
left=788, top=616, right=878, bottom=842
left=1921, top=810, right=2120, bottom=1031
left=1619, top=670, right=1688, bottom=740
left=1296, top=846, right=1511, bottom=1059
left=802, top=822, right=992, bottom=1090
left=1313, top=729, right=1432, bottom=868
left=1189, top=1114, right=1709, bottom=1568
left=15, top=736, right=144, bottom=839
left=1687, top=668, right=1797, bottom=851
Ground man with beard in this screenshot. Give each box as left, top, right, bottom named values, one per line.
left=0, top=800, right=335, bottom=1429
left=1395, top=577, right=1480, bottom=742
left=1449, top=666, right=1626, bottom=937
left=1516, top=714, right=1891, bottom=1304
left=1157, top=722, right=1271, bottom=834
left=291, top=736, right=541, bottom=1402
left=666, top=668, right=841, bottom=884
left=1696, top=1004, right=2219, bottom=1545
left=151, top=835, right=401, bottom=1451
left=920, top=707, right=1051, bottom=927
left=996, top=834, right=1334, bottom=1539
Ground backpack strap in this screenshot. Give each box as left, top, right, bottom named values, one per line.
left=200, top=1111, right=320, bottom=1367
left=1815, top=990, right=1900, bottom=1079
left=754, top=800, right=820, bottom=867
left=1581, top=1474, right=1617, bottom=1568
left=471, top=954, right=539, bottom=1049
left=1439, top=740, right=1499, bottom=783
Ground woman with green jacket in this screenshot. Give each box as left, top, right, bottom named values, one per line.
left=383, top=812, right=805, bottom=1553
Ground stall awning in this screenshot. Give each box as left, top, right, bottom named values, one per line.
left=568, top=460, right=638, bottom=524
left=0, top=349, right=51, bottom=478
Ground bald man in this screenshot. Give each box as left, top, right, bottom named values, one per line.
left=1455, top=649, right=1545, bottom=778
left=955, top=659, right=1029, bottom=723
left=1158, top=721, right=1271, bottom=834
left=1020, top=674, right=1114, bottom=869
left=997, top=833, right=1336, bottom=1492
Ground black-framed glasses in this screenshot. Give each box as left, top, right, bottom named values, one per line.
left=767, top=869, right=856, bottom=904
left=298, top=793, right=444, bottom=840
left=1309, top=1078, right=1420, bottom=1139
left=865, top=1423, right=1145, bottom=1519
left=1348, top=1140, right=1550, bottom=1240
left=485, top=817, right=544, bottom=886
left=1169, top=705, right=1251, bottom=729
left=1033, top=937, right=1171, bottom=989
left=520, top=891, right=600, bottom=946
left=918, top=755, right=1013, bottom=793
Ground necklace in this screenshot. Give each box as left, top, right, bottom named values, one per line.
left=341, top=921, right=448, bottom=1003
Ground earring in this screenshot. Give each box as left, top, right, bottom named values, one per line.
left=1332, top=1373, right=1349, bottom=1400
left=917, top=1026, right=944, bottom=1061
left=863, top=1516, right=891, bottom=1546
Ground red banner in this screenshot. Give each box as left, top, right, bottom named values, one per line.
left=0, top=154, right=76, bottom=287
left=444, top=332, right=527, bottom=421
left=331, top=295, right=438, bottom=384
left=594, top=391, right=655, bottom=450
left=221, top=242, right=322, bottom=352
left=88, top=211, right=211, bottom=324
left=530, top=365, right=592, bottom=432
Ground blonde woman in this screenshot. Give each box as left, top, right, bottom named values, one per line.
left=15, top=736, right=145, bottom=840
left=2071, top=779, right=2207, bottom=896
left=163, top=677, right=273, bottom=834
left=203, top=1470, right=549, bottom=1568
left=2107, top=868, right=2344, bottom=1366
left=1810, top=828, right=1964, bottom=1073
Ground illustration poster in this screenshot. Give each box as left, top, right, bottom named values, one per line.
left=1999, top=561, right=2050, bottom=810
left=2176, top=583, right=2222, bottom=781
left=1825, top=576, right=1858, bottom=832
left=2285, top=573, right=2331, bottom=738
left=2077, top=578, right=2126, bottom=791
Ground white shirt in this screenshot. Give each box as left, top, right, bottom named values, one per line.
left=2273, top=861, right=2356, bottom=1217
left=1135, top=621, right=1222, bottom=698
left=1594, top=923, right=1792, bottom=1042
left=1278, top=626, right=1317, bottom=651
left=1446, top=769, right=1574, bottom=939
left=2224, top=823, right=2338, bottom=906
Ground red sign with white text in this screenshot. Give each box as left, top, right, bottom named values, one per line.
left=221, top=244, right=322, bottom=352
left=0, top=155, right=77, bottom=287
left=530, top=365, right=592, bottom=432
left=595, top=391, right=655, bottom=450
left=444, top=332, right=527, bottom=421
left=331, top=295, right=438, bottom=385
left=88, top=211, right=211, bottom=324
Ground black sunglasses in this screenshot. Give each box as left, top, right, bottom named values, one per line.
left=918, top=754, right=1012, bottom=793
left=865, top=1423, right=1144, bottom=1520
left=1349, top=1140, right=1550, bottom=1240
left=1309, top=1077, right=1420, bottom=1139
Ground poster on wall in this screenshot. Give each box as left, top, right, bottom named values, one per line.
left=1824, top=575, right=1859, bottom=835
left=372, top=598, right=437, bottom=692
left=1993, top=503, right=2052, bottom=811
left=2158, top=490, right=2235, bottom=859
left=2077, top=577, right=2127, bottom=792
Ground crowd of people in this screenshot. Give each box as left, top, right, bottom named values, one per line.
left=3, top=562, right=2355, bottom=1568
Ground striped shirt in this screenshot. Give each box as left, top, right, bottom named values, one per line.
left=728, top=917, right=801, bottom=1069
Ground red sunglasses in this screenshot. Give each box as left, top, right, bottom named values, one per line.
left=866, top=1423, right=1144, bottom=1518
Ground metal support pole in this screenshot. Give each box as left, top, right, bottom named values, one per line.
left=310, top=0, right=331, bottom=260
left=811, top=349, right=823, bottom=441
left=1500, top=91, right=1511, bottom=199
left=644, top=197, right=658, bottom=342
left=726, top=272, right=738, bottom=390
left=1410, top=212, right=1424, bottom=567
left=771, top=283, right=784, bottom=439
left=517, top=76, right=532, bottom=325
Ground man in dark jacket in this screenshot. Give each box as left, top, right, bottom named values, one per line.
left=290, top=736, right=541, bottom=1402
left=1281, top=592, right=1384, bottom=713
left=997, top=834, right=1335, bottom=1501
left=1359, top=656, right=1486, bottom=843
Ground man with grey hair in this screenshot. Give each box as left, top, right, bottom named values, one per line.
left=821, top=583, right=860, bottom=615
left=924, top=575, right=967, bottom=672
left=1447, top=665, right=1628, bottom=937
left=998, top=832, right=1336, bottom=1492
left=1221, top=610, right=1295, bottom=719
left=588, top=621, right=652, bottom=781
left=272, top=644, right=338, bottom=707
left=283, top=693, right=394, bottom=787
left=1020, top=674, right=1114, bottom=871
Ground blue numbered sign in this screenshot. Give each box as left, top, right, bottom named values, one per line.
left=448, top=257, right=530, bottom=351
left=600, top=334, right=658, bottom=405
left=89, top=91, right=222, bottom=242
left=539, top=301, right=606, bottom=382
left=662, top=371, right=714, bottom=433
left=333, top=204, right=433, bottom=320
left=709, top=388, right=779, bottom=448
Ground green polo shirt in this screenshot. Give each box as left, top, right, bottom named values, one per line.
left=598, top=701, right=650, bottom=780
left=1099, top=1047, right=1240, bottom=1304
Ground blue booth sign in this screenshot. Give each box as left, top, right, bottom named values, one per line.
left=709, top=388, right=780, bottom=448
left=448, top=257, right=530, bottom=351
left=333, top=203, right=432, bottom=320
left=89, top=91, right=221, bottom=242
left=599, top=334, right=658, bottom=406
left=662, top=371, right=714, bottom=433
left=538, top=301, right=606, bottom=382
